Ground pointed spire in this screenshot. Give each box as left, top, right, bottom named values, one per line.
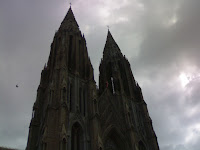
left=106, top=30, right=116, bottom=45
left=103, top=30, right=122, bottom=59
left=59, top=6, right=79, bottom=31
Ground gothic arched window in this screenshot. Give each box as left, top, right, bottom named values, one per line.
left=32, top=110, right=35, bottom=118
left=104, top=128, right=126, bottom=150
left=79, top=40, right=81, bottom=71
left=49, top=90, right=54, bottom=104
left=138, top=141, right=146, bottom=150
left=71, top=122, right=84, bottom=150
left=68, top=83, right=73, bottom=112
left=68, top=35, right=73, bottom=69
left=83, top=89, right=86, bottom=116
left=79, top=87, right=82, bottom=113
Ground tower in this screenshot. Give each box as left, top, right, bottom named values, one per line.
left=98, top=31, right=159, bottom=150
left=26, top=7, right=96, bottom=150
left=26, top=6, right=159, bottom=150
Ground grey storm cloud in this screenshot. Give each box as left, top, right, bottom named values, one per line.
left=130, top=1, right=200, bottom=150
left=0, top=0, right=200, bottom=150
left=134, top=0, right=200, bottom=68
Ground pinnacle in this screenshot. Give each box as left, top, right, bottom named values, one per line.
left=59, top=6, right=79, bottom=31
left=107, top=30, right=114, bottom=42
left=103, top=30, right=122, bottom=58
left=65, top=7, right=76, bottom=22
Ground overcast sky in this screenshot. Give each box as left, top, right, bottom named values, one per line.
left=0, top=0, right=200, bottom=149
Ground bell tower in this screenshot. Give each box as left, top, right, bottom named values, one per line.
left=98, top=30, right=159, bottom=150
left=99, top=30, right=137, bottom=96
left=26, top=6, right=96, bottom=150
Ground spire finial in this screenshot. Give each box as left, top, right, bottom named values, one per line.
left=70, top=2, right=72, bottom=7
left=107, top=25, right=110, bottom=31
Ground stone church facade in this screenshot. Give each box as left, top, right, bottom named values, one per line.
left=26, top=7, right=159, bottom=150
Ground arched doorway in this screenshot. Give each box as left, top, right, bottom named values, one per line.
left=105, top=137, right=118, bottom=150
left=104, top=128, right=126, bottom=150
left=71, top=122, right=84, bottom=150
left=138, top=141, right=146, bottom=150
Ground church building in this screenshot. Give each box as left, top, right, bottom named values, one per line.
left=26, top=6, right=160, bottom=150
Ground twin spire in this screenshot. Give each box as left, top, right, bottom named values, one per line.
left=63, top=6, right=78, bottom=26
left=61, top=6, right=122, bottom=57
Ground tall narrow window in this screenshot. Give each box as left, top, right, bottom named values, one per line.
left=83, top=89, right=86, bottom=116
left=49, top=90, right=52, bottom=103
left=67, top=83, right=70, bottom=104
left=68, top=35, right=73, bottom=69
left=70, top=84, right=73, bottom=112
left=62, top=87, right=66, bottom=102
left=79, top=40, right=81, bottom=59
left=79, top=40, right=81, bottom=73
left=111, top=77, right=115, bottom=94
left=79, top=88, right=82, bottom=113
left=32, top=110, right=35, bottom=118
left=67, top=83, right=73, bottom=112
left=49, top=90, right=54, bottom=104
left=71, top=123, right=83, bottom=150
left=52, top=91, right=54, bottom=103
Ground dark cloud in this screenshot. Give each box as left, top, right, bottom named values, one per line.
left=129, top=1, right=200, bottom=150
left=0, top=0, right=200, bottom=150
left=134, top=0, right=200, bottom=69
